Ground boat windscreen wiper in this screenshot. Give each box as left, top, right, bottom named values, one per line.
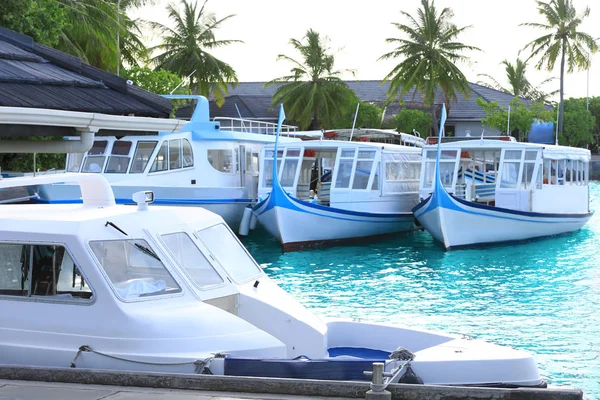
left=134, top=243, right=161, bottom=262
left=105, top=221, right=128, bottom=236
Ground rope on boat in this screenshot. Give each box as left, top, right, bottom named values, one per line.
left=384, top=346, right=423, bottom=387
left=70, top=345, right=215, bottom=374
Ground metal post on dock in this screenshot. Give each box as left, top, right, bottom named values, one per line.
left=364, top=362, right=391, bottom=400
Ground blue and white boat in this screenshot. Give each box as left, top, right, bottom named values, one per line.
left=413, top=107, right=593, bottom=250
left=253, top=106, right=422, bottom=251
left=27, top=96, right=316, bottom=230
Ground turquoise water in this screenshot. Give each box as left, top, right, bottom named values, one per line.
left=242, top=182, right=600, bottom=398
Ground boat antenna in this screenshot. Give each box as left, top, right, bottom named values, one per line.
left=349, top=102, right=360, bottom=141
left=234, top=103, right=249, bottom=133
left=506, top=104, right=511, bottom=137
left=169, top=69, right=196, bottom=95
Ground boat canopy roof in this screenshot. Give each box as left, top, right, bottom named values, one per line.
left=263, top=139, right=422, bottom=154
left=424, top=139, right=591, bottom=161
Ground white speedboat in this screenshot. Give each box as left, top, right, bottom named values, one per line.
left=26, top=96, right=316, bottom=230
left=0, top=173, right=543, bottom=387
left=253, top=136, right=422, bottom=251
left=413, top=107, right=593, bottom=249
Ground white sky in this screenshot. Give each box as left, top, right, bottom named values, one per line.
left=134, top=0, right=600, bottom=100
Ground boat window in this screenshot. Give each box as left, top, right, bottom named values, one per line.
left=0, top=243, right=93, bottom=301
left=353, top=161, right=373, bottom=190
left=196, top=224, right=261, bottom=283
left=371, top=162, right=380, bottom=191
left=169, top=139, right=182, bottom=170
left=105, top=141, right=132, bottom=173
left=149, top=142, right=168, bottom=172
left=358, top=150, right=376, bottom=159
left=90, top=240, right=181, bottom=300
left=281, top=148, right=301, bottom=187
left=520, top=151, right=538, bottom=189
left=262, top=149, right=283, bottom=188
left=383, top=152, right=421, bottom=194
left=246, top=152, right=259, bottom=173
left=161, top=232, right=223, bottom=288
left=500, top=162, right=519, bottom=188
left=334, top=148, right=356, bottom=189
left=88, top=140, right=108, bottom=155
left=66, top=153, right=84, bottom=172
left=82, top=156, right=106, bottom=173
left=182, top=139, right=194, bottom=168
left=130, top=141, right=157, bottom=173
left=341, top=148, right=355, bottom=158
left=504, top=150, right=522, bottom=160
left=208, top=149, right=234, bottom=173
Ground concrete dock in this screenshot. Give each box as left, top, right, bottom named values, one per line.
left=0, top=365, right=584, bottom=400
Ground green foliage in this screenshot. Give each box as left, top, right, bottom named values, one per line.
left=521, top=0, right=599, bottom=134
left=332, top=102, right=382, bottom=129
left=122, top=66, right=189, bottom=95
left=0, top=137, right=66, bottom=172
left=477, top=97, right=555, bottom=140
left=379, top=0, right=479, bottom=135
left=267, top=29, right=358, bottom=130
left=151, top=0, right=241, bottom=106
left=0, top=0, right=66, bottom=46
left=559, top=98, right=595, bottom=147
left=478, top=58, right=556, bottom=102
left=394, top=108, right=432, bottom=136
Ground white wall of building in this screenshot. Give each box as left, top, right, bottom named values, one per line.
left=453, top=121, right=501, bottom=137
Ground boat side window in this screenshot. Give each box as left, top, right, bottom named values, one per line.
left=149, top=142, right=168, bottom=173
left=169, top=139, right=183, bottom=170
left=262, top=149, right=283, bottom=187
left=66, top=153, right=84, bottom=172
left=105, top=141, right=132, bottom=173
left=383, top=152, right=421, bottom=194
left=281, top=148, right=301, bottom=187
left=89, top=239, right=181, bottom=300
left=352, top=149, right=376, bottom=190
left=371, top=162, right=380, bottom=191
left=335, top=148, right=356, bottom=189
left=0, top=243, right=93, bottom=301
left=439, top=150, right=458, bottom=187
left=81, top=140, right=108, bottom=173
left=208, top=149, right=234, bottom=173
left=161, top=232, right=223, bottom=288
left=182, top=139, right=194, bottom=168
left=520, top=151, right=538, bottom=189
left=196, top=224, right=261, bottom=283
left=130, top=141, right=158, bottom=173
left=500, top=150, right=522, bottom=189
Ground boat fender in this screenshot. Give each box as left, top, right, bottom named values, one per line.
left=249, top=211, right=258, bottom=230
left=398, top=365, right=423, bottom=384
left=239, top=206, right=252, bottom=236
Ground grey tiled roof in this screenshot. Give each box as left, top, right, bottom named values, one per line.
left=222, top=80, right=525, bottom=122
left=0, top=27, right=171, bottom=117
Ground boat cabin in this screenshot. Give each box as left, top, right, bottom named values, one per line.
left=258, top=141, right=422, bottom=213
left=64, top=119, right=304, bottom=201
left=419, top=138, right=591, bottom=213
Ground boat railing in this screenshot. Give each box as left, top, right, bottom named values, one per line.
left=454, top=183, right=467, bottom=199
left=472, top=183, right=496, bottom=202
left=214, top=117, right=298, bottom=136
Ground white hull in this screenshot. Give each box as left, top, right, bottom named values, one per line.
left=254, top=189, right=416, bottom=251
left=414, top=192, right=592, bottom=249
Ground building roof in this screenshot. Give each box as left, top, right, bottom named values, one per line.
left=212, top=80, right=529, bottom=122
left=0, top=27, right=172, bottom=117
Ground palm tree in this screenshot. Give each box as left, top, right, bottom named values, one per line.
left=379, top=0, right=479, bottom=135
left=265, top=29, right=358, bottom=130
left=521, top=0, right=598, bottom=136
left=478, top=58, right=556, bottom=102
left=151, top=0, right=241, bottom=106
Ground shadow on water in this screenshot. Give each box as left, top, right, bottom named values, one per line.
left=242, top=183, right=600, bottom=398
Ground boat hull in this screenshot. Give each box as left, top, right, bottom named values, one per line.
left=29, top=184, right=251, bottom=230
left=413, top=193, right=593, bottom=249
left=254, top=193, right=417, bottom=251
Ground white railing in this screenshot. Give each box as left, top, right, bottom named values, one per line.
left=213, top=117, right=298, bottom=136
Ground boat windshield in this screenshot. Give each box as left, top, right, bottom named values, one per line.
left=89, top=239, right=181, bottom=300
left=161, top=232, right=224, bottom=289
left=196, top=223, right=262, bottom=283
